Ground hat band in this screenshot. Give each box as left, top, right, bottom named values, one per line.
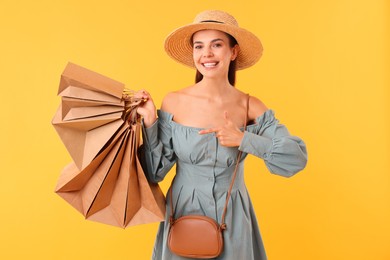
left=200, top=20, right=224, bottom=24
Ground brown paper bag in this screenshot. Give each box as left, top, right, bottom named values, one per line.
left=52, top=62, right=165, bottom=228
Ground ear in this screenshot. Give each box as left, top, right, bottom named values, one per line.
left=231, top=44, right=240, bottom=61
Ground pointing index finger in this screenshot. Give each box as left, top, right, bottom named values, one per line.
left=224, top=111, right=228, bottom=120
left=198, top=127, right=219, bottom=135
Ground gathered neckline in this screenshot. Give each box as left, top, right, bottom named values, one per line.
left=158, top=109, right=273, bottom=131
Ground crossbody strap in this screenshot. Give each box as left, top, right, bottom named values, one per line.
left=169, top=94, right=250, bottom=230
left=220, top=94, right=249, bottom=229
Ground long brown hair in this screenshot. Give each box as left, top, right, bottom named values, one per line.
left=194, top=33, right=238, bottom=86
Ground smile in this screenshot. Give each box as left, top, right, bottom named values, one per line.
left=202, top=62, right=219, bottom=68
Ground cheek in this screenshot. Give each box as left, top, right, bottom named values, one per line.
left=219, top=51, right=232, bottom=63
left=193, top=51, right=203, bottom=65
left=193, top=50, right=201, bottom=60
left=192, top=52, right=203, bottom=69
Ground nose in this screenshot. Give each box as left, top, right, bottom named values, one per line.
left=202, top=46, right=213, bottom=57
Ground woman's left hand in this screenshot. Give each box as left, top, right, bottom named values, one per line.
left=198, top=111, right=244, bottom=147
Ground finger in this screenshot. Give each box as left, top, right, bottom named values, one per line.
left=133, top=90, right=147, bottom=99
left=224, top=111, right=228, bottom=121
left=224, top=111, right=234, bottom=126
left=136, top=90, right=153, bottom=101
left=198, top=128, right=219, bottom=135
left=141, top=90, right=150, bottom=98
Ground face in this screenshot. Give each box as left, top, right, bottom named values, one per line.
left=192, top=30, right=239, bottom=80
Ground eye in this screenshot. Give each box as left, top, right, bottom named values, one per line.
left=213, top=43, right=222, bottom=48
left=194, top=45, right=203, bottom=50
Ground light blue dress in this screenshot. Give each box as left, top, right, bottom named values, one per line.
left=140, top=109, right=307, bottom=260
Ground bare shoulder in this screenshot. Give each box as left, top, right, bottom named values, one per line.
left=160, top=86, right=193, bottom=114
left=161, top=91, right=179, bottom=114
left=248, top=95, right=268, bottom=121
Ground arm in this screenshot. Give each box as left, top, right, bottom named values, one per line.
left=239, top=110, right=307, bottom=177
left=198, top=96, right=307, bottom=177
left=136, top=91, right=176, bottom=183
left=139, top=115, right=176, bottom=183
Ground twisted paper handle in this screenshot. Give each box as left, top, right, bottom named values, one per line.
left=122, top=89, right=146, bottom=124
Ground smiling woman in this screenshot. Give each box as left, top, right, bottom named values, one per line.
left=0, top=0, right=388, bottom=259
left=192, top=31, right=238, bottom=85
left=134, top=10, right=308, bottom=260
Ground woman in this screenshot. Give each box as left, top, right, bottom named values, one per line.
left=137, top=10, right=307, bottom=260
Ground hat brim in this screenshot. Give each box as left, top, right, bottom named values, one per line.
left=164, top=23, right=263, bottom=70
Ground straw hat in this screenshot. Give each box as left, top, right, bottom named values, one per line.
left=164, top=10, right=263, bottom=70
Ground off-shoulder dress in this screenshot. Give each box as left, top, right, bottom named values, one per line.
left=140, top=109, right=307, bottom=260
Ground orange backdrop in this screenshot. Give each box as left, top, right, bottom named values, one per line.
left=0, top=0, right=389, bottom=259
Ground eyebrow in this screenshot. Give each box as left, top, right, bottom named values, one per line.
left=193, top=38, right=224, bottom=45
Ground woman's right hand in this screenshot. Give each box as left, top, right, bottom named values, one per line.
left=134, top=90, right=157, bottom=128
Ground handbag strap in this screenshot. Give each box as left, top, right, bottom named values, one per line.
left=169, top=94, right=250, bottom=231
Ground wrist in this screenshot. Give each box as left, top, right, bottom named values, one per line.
left=143, top=115, right=157, bottom=128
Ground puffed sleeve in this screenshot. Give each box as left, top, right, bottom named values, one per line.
left=238, top=110, right=307, bottom=177
left=139, top=110, right=176, bottom=183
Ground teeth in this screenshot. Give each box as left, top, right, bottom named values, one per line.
left=203, top=62, right=217, bottom=67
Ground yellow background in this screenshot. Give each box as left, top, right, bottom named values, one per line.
left=0, top=0, right=389, bottom=259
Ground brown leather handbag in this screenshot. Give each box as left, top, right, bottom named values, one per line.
left=167, top=95, right=249, bottom=259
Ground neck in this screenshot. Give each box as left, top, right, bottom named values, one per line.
left=197, top=76, right=233, bottom=98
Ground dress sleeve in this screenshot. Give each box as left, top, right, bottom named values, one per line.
left=139, top=110, right=176, bottom=183
left=238, top=110, right=307, bottom=177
